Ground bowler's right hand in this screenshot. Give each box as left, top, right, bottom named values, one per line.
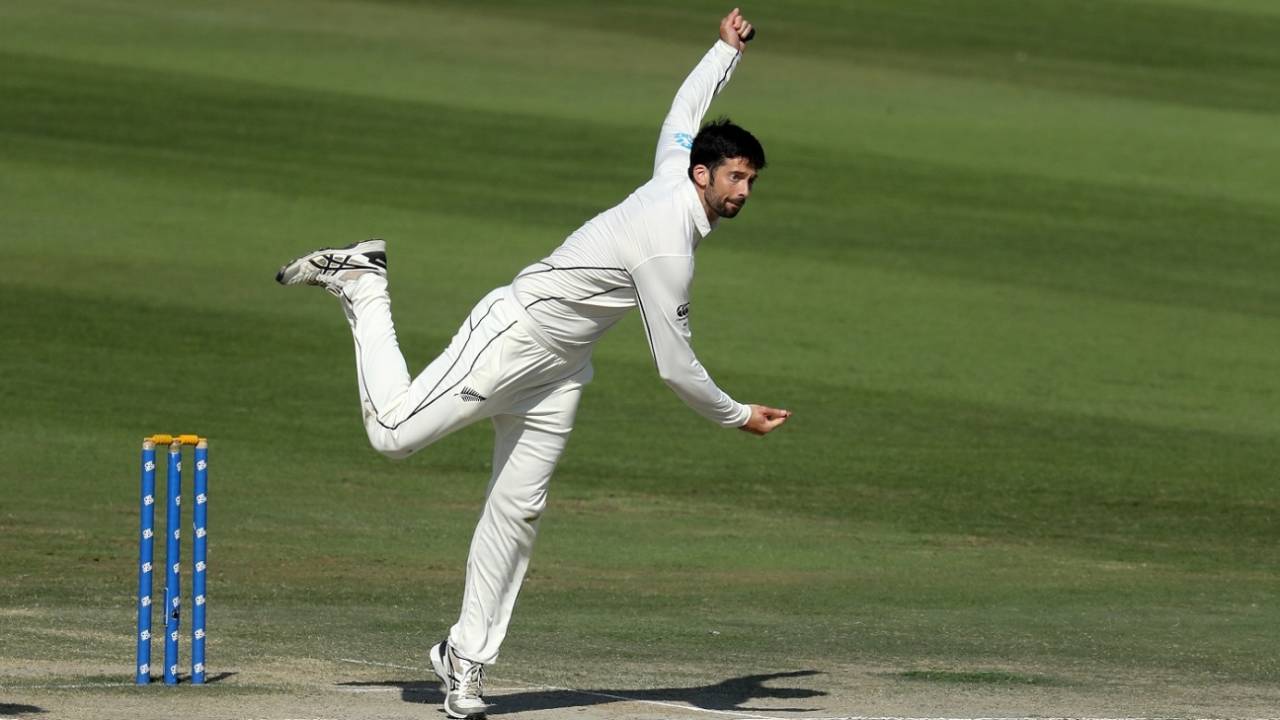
left=740, top=404, right=790, bottom=436
left=719, top=8, right=755, bottom=51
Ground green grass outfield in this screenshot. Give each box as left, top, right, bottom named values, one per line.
left=1, top=0, right=1278, bottom=717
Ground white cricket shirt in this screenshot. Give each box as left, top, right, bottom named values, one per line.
left=510, top=40, right=750, bottom=428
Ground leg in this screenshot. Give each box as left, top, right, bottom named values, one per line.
left=448, top=371, right=588, bottom=664
left=341, top=274, right=509, bottom=458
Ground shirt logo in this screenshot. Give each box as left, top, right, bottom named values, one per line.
left=676, top=303, right=690, bottom=319
left=458, top=386, right=487, bottom=403
left=674, top=132, right=693, bottom=150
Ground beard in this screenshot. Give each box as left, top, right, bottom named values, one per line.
left=709, top=189, right=747, bottom=219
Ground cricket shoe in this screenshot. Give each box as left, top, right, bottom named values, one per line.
left=429, top=639, right=490, bottom=719
left=275, top=238, right=387, bottom=296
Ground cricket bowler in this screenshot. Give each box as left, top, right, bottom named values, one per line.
left=276, top=8, right=789, bottom=718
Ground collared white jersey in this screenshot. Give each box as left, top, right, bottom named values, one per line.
left=510, top=40, right=750, bottom=428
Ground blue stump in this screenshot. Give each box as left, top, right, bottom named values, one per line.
left=191, top=440, right=209, bottom=684
left=135, top=440, right=157, bottom=684
left=163, top=441, right=182, bottom=685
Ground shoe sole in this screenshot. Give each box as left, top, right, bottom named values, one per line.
left=275, top=238, right=386, bottom=286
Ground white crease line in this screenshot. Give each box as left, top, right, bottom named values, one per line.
left=333, top=687, right=399, bottom=693
left=337, top=657, right=423, bottom=672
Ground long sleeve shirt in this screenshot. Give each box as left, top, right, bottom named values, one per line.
left=509, top=40, right=750, bottom=428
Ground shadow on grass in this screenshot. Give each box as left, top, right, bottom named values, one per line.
left=0, top=704, right=44, bottom=717
left=339, top=669, right=826, bottom=713
left=139, top=671, right=238, bottom=685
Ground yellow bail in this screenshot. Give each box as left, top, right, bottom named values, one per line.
left=146, top=434, right=205, bottom=446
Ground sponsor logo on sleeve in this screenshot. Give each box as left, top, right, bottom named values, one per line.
left=676, top=303, right=690, bottom=319
left=674, top=132, right=694, bottom=150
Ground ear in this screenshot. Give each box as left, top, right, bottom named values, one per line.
left=691, top=164, right=711, bottom=190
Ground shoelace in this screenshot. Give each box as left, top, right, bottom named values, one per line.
left=455, top=660, right=485, bottom=701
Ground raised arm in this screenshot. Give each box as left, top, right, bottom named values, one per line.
left=653, top=9, right=756, bottom=178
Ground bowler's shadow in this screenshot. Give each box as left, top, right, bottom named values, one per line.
left=339, top=669, right=825, bottom=713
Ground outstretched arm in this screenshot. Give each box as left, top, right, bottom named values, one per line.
left=632, top=255, right=789, bottom=436
left=652, top=8, right=756, bottom=178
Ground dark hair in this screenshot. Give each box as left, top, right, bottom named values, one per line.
left=687, top=117, right=766, bottom=179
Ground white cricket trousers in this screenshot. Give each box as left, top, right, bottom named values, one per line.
left=340, top=273, right=592, bottom=664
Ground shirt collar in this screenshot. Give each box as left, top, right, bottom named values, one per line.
left=684, top=180, right=714, bottom=238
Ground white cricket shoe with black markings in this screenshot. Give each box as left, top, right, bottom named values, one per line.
left=275, top=238, right=387, bottom=296
left=429, top=640, right=490, bottom=719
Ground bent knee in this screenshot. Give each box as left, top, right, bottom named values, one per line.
left=365, top=427, right=415, bottom=460
left=519, top=501, right=546, bottom=523
left=492, top=486, right=547, bottom=522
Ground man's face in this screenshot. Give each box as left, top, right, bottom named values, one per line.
left=700, top=157, right=758, bottom=219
